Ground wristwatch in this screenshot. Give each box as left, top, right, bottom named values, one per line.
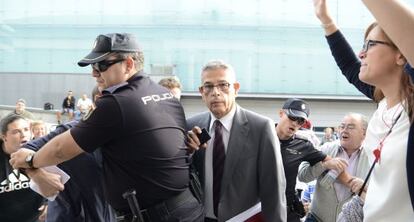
left=25, top=153, right=36, bottom=169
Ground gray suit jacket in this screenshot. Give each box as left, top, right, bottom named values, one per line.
left=187, top=105, right=286, bottom=222
left=298, top=141, right=370, bottom=222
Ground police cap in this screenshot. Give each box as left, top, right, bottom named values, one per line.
left=282, top=98, right=310, bottom=120
left=78, top=33, right=142, bottom=67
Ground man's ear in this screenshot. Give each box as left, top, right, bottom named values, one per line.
left=233, top=82, right=240, bottom=94
left=199, top=86, right=207, bottom=102
left=125, top=57, right=134, bottom=73
left=278, top=109, right=284, bottom=118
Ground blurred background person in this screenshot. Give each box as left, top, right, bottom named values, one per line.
left=158, top=76, right=182, bottom=100
left=56, top=90, right=76, bottom=124
left=6, top=98, right=36, bottom=120
left=76, top=94, right=93, bottom=115
left=320, top=127, right=335, bottom=145
left=31, top=120, right=47, bottom=140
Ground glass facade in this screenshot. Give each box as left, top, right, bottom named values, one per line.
left=1, top=0, right=413, bottom=96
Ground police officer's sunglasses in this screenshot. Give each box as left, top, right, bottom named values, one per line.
left=284, top=111, right=306, bottom=125
left=92, top=58, right=125, bottom=73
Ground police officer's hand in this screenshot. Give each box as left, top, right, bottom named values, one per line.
left=9, top=148, right=35, bottom=169
left=186, top=126, right=207, bottom=153
left=321, top=157, right=348, bottom=173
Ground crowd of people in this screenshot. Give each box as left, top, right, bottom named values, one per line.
left=1, top=0, right=414, bottom=221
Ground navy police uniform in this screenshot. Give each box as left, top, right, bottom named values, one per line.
left=280, top=133, right=326, bottom=222
left=70, top=72, right=203, bottom=221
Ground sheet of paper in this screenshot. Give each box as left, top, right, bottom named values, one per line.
left=29, top=165, right=70, bottom=201
left=226, top=202, right=262, bottom=222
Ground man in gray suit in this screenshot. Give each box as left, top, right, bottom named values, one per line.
left=187, top=60, right=287, bottom=222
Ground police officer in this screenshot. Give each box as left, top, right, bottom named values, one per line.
left=276, top=98, right=331, bottom=222
left=10, top=33, right=204, bottom=222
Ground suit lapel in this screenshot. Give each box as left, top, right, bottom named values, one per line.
left=220, top=106, right=249, bottom=195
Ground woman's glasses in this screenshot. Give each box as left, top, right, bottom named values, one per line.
left=362, top=39, right=392, bottom=53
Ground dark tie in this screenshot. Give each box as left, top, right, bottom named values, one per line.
left=213, top=120, right=225, bottom=217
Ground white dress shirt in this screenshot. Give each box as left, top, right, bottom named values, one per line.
left=204, top=105, right=236, bottom=219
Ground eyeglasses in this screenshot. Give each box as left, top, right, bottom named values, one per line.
left=92, top=58, right=125, bottom=73
left=200, top=82, right=232, bottom=93
left=339, top=124, right=356, bottom=130
left=284, top=111, right=305, bottom=125
left=362, top=39, right=393, bottom=53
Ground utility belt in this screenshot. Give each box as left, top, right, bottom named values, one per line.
left=116, top=188, right=194, bottom=222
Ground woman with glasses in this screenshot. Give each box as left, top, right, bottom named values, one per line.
left=312, top=0, right=414, bottom=221
left=361, top=0, right=414, bottom=65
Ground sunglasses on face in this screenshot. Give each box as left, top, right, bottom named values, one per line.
left=284, top=111, right=306, bottom=125
left=92, top=58, right=125, bottom=73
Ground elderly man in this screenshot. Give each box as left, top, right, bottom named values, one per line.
left=10, top=33, right=203, bottom=222
left=298, top=113, right=370, bottom=222
left=187, top=60, right=286, bottom=222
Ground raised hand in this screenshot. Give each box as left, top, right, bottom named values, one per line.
left=312, top=0, right=338, bottom=35
left=312, top=0, right=332, bottom=24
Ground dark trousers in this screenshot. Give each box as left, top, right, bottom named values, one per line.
left=304, top=213, right=318, bottom=222
left=287, top=209, right=301, bottom=222
left=117, top=191, right=203, bottom=222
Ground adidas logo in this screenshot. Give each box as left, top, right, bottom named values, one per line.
left=0, top=169, right=30, bottom=193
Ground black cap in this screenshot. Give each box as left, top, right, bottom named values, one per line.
left=78, top=33, right=142, bottom=67
left=282, top=98, right=310, bottom=120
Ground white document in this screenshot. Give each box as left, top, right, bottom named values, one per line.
left=29, top=165, right=70, bottom=201
left=226, top=202, right=262, bottom=222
